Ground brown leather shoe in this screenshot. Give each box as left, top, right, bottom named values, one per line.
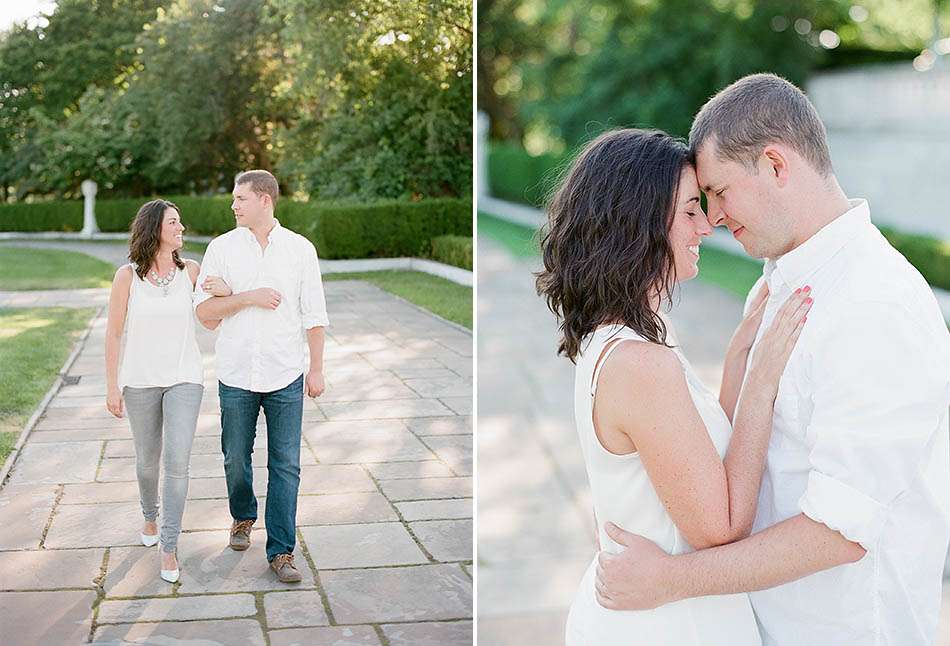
left=270, top=553, right=302, bottom=583
left=229, top=519, right=254, bottom=551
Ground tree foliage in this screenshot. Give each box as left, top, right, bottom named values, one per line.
left=0, top=0, right=472, bottom=200
left=479, top=0, right=949, bottom=151
left=276, top=0, right=473, bottom=200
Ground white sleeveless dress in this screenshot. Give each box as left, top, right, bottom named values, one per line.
left=565, top=324, right=761, bottom=646
left=118, top=264, right=204, bottom=390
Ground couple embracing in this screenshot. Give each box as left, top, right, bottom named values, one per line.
left=104, top=170, right=329, bottom=584
left=539, top=74, right=950, bottom=644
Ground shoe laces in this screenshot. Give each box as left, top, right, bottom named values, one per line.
left=231, top=519, right=254, bottom=536
left=273, top=553, right=295, bottom=569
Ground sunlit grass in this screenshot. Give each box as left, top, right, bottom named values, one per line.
left=0, top=308, right=96, bottom=450
left=325, top=270, right=472, bottom=329
left=0, top=247, right=116, bottom=290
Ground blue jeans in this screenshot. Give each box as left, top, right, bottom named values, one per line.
left=219, top=375, right=303, bottom=561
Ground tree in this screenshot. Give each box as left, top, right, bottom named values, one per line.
left=276, top=0, right=473, bottom=200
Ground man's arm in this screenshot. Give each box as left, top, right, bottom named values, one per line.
left=304, top=326, right=326, bottom=397
left=300, top=239, right=329, bottom=399
left=195, top=289, right=280, bottom=324
left=596, top=300, right=946, bottom=610
left=595, top=514, right=864, bottom=610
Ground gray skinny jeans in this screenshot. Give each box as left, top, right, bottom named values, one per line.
left=123, top=382, right=203, bottom=553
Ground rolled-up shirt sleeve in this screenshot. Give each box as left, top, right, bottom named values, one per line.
left=798, top=300, right=949, bottom=551
left=193, top=240, right=221, bottom=311
left=300, top=240, right=329, bottom=329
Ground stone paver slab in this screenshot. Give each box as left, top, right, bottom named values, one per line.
left=378, top=477, right=472, bottom=501
left=322, top=564, right=471, bottom=623
left=61, top=477, right=233, bottom=504
left=45, top=501, right=144, bottom=548
left=92, top=619, right=265, bottom=645
left=28, top=428, right=130, bottom=442
left=298, top=465, right=377, bottom=495
left=382, top=620, right=473, bottom=645
left=0, top=590, right=96, bottom=645
left=0, top=484, right=57, bottom=550
left=296, top=493, right=398, bottom=526
left=403, top=378, right=472, bottom=398
left=306, top=429, right=436, bottom=463
left=403, top=416, right=472, bottom=436
left=437, top=397, right=472, bottom=415
left=104, top=530, right=313, bottom=596
left=268, top=626, right=380, bottom=646
left=262, top=590, right=329, bottom=628
left=420, top=436, right=472, bottom=476
left=96, top=593, right=256, bottom=623
left=182, top=497, right=265, bottom=531
left=5, top=442, right=101, bottom=485
left=396, top=499, right=472, bottom=521
left=319, top=399, right=454, bottom=421
left=0, top=548, right=103, bottom=590
left=389, top=367, right=459, bottom=380
left=410, top=520, right=473, bottom=562
left=365, top=461, right=455, bottom=480
left=300, top=522, right=427, bottom=569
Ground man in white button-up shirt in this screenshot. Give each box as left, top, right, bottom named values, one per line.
left=195, top=170, right=329, bottom=583
left=596, top=74, right=950, bottom=644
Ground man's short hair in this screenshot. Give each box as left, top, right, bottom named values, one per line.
left=235, top=169, right=279, bottom=208
left=689, top=73, right=833, bottom=176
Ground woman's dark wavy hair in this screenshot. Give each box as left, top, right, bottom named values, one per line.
left=536, top=128, right=689, bottom=362
left=128, top=199, right=185, bottom=281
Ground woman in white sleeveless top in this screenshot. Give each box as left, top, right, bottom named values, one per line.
left=104, top=199, right=230, bottom=583
left=536, top=129, right=813, bottom=645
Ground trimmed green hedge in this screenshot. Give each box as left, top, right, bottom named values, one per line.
left=879, top=227, right=950, bottom=291
left=431, top=235, right=473, bottom=270
left=488, top=142, right=566, bottom=207
left=315, top=199, right=472, bottom=259
left=0, top=197, right=472, bottom=260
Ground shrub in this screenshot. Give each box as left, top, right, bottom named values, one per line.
left=487, top=143, right=565, bottom=207
left=95, top=195, right=237, bottom=235
left=0, top=196, right=472, bottom=260
left=430, top=235, right=473, bottom=270
left=880, top=227, right=950, bottom=291
left=0, top=200, right=83, bottom=232
left=316, top=198, right=472, bottom=259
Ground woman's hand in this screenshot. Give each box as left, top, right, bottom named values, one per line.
left=747, top=286, right=813, bottom=388
left=202, top=275, right=232, bottom=297
left=106, top=387, right=124, bottom=418
left=727, top=282, right=770, bottom=356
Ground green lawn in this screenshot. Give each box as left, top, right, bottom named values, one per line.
left=478, top=209, right=763, bottom=298
left=0, top=307, right=96, bottom=461
left=0, top=247, right=117, bottom=290
left=478, top=212, right=540, bottom=257
left=695, top=246, right=764, bottom=297
left=326, top=270, right=472, bottom=329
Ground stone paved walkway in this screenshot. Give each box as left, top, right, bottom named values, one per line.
left=476, top=236, right=950, bottom=645
left=0, top=253, right=473, bottom=644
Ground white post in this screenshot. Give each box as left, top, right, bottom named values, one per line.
left=477, top=111, right=489, bottom=197
left=80, top=179, right=99, bottom=237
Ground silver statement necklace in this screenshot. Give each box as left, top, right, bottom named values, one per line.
left=150, top=265, right=177, bottom=296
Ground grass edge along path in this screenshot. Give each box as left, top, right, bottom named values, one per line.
left=325, top=270, right=472, bottom=329
left=0, top=307, right=97, bottom=462
left=0, top=246, right=117, bottom=290
left=478, top=210, right=763, bottom=298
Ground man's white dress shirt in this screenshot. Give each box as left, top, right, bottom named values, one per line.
left=194, top=219, right=329, bottom=393
left=744, top=200, right=950, bottom=645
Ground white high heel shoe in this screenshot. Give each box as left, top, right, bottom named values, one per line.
left=160, top=551, right=179, bottom=583
left=141, top=533, right=159, bottom=547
